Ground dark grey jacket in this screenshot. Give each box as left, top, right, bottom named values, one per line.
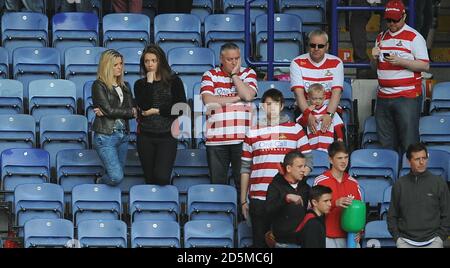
left=387, top=170, right=449, bottom=242
left=92, top=80, right=134, bottom=135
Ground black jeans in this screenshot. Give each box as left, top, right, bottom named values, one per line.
left=137, top=132, right=178, bottom=185
left=415, top=0, right=434, bottom=41
left=249, top=199, right=271, bottom=248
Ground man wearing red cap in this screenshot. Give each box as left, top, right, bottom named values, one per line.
left=371, top=0, right=430, bottom=154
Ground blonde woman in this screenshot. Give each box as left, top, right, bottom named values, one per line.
left=92, top=49, right=136, bottom=186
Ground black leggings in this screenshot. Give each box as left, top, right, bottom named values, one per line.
left=137, top=132, right=178, bottom=185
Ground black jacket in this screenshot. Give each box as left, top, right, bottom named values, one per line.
left=387, top=170, right=449, bottom=242
left=295, top=210, right=326, bottom=248
left=265, top=173, right=310, bottom=244
left=92, top=80, right=134, bottom=135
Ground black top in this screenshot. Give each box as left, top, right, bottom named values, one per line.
left=295, top=210, right=326, bottom=248
left=133, top=75, right=187, bottom=135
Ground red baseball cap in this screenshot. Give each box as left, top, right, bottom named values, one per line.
left=384, top=0, right=405, bottom=20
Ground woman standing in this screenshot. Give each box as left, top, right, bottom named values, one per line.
left=134, top=44, right=187, bottom=185
left=92, top=49, right=136, bottom=186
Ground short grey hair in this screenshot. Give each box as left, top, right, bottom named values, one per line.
left=308, top=29, right=329, bottom=44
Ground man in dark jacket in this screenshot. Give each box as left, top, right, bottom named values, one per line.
left=387, top=143, right=449, bottom=248
left=265, top=151, right=310, bottom=248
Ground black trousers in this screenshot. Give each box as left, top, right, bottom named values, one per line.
left=137, top=132, right=178, bottom=185
left=249, top=199, right=271, bottom=248
left=157, top=0, right=192, bottom=14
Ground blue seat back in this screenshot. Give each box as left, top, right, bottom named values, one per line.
left=0, top=47, right=9, bottom=78
left=0, top=80, right=23, bottom=114
left=349, top=149, right=399, bottom=182
left=77, top=219, right=127, bottom=248
left=24, top=218, right=74, bottom=248
left=223, top=0, right=267, bottom=23
left=0, top=114, right=35, bottom=156
left=419, top=116, right=450, bottom=145
left=130, top=185, right=180, bottom=222
left=191, top=0, right=214, bottom=22
left=306, top=150, right=330, bottom=186
left=131, top=221, right=180, bottom=248
left=184, top=220, right=234, bottom=248
left=103, top=13, right=150, bottom=49
left=238, top=221, right=253, bottom=248
left=429, top=82, right=450, bottom=115
left=117, top=47, right=143, bottom=93
left=363, top=220, right=395, bottom=248
left=361, top=116, right=381, bottom=149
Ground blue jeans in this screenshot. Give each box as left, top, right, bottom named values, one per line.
left=375, top=97, right=420, bottom=154
left=93, top=128, right=129, bottom=186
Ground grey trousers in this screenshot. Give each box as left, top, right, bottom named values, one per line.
left=397, top=237, right=444, bottom=248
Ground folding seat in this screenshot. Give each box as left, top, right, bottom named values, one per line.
left=129, top=185, right=180, bottom=222
left=419, top=116, right=450, bottom=150
left=362, top=220, right=395, bottom=248
left=0, top=47, right=9, bottom=78
left=184, top=220, right=234, bottom=248
left=77, top=219, right=127, bottom=248
left=255, top=13, right=303, bottom=63
left=361, top=116, right=381, bottom=149
left=1, top=148, right=49, bottom=202
left=117, top=47, right=143, bottom=93
left=171, top=149, right=210, bottom=203
left=83, top=80, right=95, bottom=127
left=52, top=12, right=99, bottom=64
left=168, top=47, right=215, bottom=101
left=154, top=13, right=202, bottom=54
left=349, top=149, right=399, bottom=207
left=24, top=218, right=74, bottom=248
left=192, top=0, right=214, bottom=23
left=187, top=184, right=237, bottom=225
left=103, top=13, right=150, bottom=50
left=204, top=14, right=245, bottom=65
left=223, top=0, right=268, bottom=24
left=14, top=183, right=64, bottom=228
left=278, top=0, right=326, bottom=33
left=64, top=47, right=106, bottom=101
left=28, top=79, right=77, bottom=123
left=56, top=149, right=104, bottom=203
left=39, top=114, right=88, bottom=171
left=307, top=150, right=330, bottom=186
left=0, top=115, right=35, bottom=155
left=237, top=221, right=253, bottom=248
left=380, top=186, right=391, bottom=220
left=71, top=184, right=122, bottom=226
left=429, top=82, right=450, bottom=115
left=13, top=47, right=61, bottom=98
left=1, top=12, right=48, bottom=63
left=0, top=79, right=23, bottom=114
left=131, top=221, right=180, bottom=248
left=117, top=149, right=145, bottom=197
left=400, top=149, right=449, bottom=181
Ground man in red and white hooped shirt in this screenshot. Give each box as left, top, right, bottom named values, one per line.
left=372, top=0, right=430, bottom=153
left=290, top=30, right=344, bottom=138
left=201, top=43, right=257, bottom=192
left=240, top=88, right=312, bottom=248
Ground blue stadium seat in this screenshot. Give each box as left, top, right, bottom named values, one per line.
left=419, top=116, right=450, bottom=149
left=1, top=149, right=50, bottom=202
left=187, top=184, right=237, bottom=225
left=363, top=220, right=395, bottom=248
left=0, top=79, right=23, bottom=114
left=117, top=149, right=145, bottom=197
left=361, top=116, right=381, bottom=149
left=28, top=79, right=77, bottom=123
left=131, top=221, right=180, bottom=248
left=128, top=119, right=137, bottom=149
left=13, top=47, right=61, bottom=97
left=83, top=80, right=95, bottom=127
left=278, top=0, right=326, bottom=33
left=0, top=47, right=9, bottom=79
left=184, top=220, right=234, bottom=248
left=24, top=218, right=74, bottom=248
left=340, top=80, right=354, bottom=132
left=255, top=13, right=303, bottom=63
left=223, top=0, right=268, bottom=23
left=129, top=185, right=180, bottom=222
left=171, top=149, right=210, bottom=203
left=0, top=114, right=35, bottom=155
left=1, top=12, right=48, bottom=63
left=192, top=0, right=214, bottom=22
left=154, top=13, right=202, bottom=53
left=380, top=186, right=391, bottom=220
left=429, top=82, right=450, bottom=115
left=175, top=115, right=192, bottom=150
left=142, top=0, right=157, bottom=20
left=103, top=13, right=150, bottom=49
left=52, top=12, right=99, bottom=64
left=77, top=219, right=127, bottom=248
left=168, top=47, right=215, bottom=101
left=400, top=149, right=449, bottom=181
left=117, top=47, right=143, bottom=92
left=72, top=184, right=122, bottom=226
left=307, top=150, right=330, bottom=186
left=204, top=14, right=245, bottom=65
left=192, top=82, right=204, bottom=113
left=39, top=115, right=88, bottom=170
left=193, top=113, right=207, bottom=149
left=237, top=221, right=253, bottom=248
left=56, top=149, right=104, bottom=202
left=64, top=47, right=106, bottom=101
left=14, top=183, right=64, bottom=228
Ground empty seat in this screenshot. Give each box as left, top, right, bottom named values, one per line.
left=0, top=79, right=23, bottom=114
left=131, top=221, right=181, bottom=248
left=0, top=114, right=35, bottom=155
left=0, top=47, right=9, bottom=78
left=103, top=13, right=150, bottom=49
left=400, top=149, right=449, bottom=181
left=380, top=186, right=391, bottom=220
left=184, top=220, right=234, bottom=248
left=306, top=150, right=330, bottom=186
left=223, top=0, right=268, bottom=23
left=419, top=116, right=450, bottom=148
left=429, top=82, right=450, bottom=115
left=71, top=184, right=122, bottom=226
left=361, top=116, right=381, bottom=149
left=83, top=80, right=95, bottom=127
left=363, top=220, right=395, bottom=248
left=77, top=219, right=127, bottom=248
left=192, top=0, right=214, bottom=22
left=279, top=0, right=326, bottom=33
left=24, top=218, right=74, bottom=248
left=129, top=185, right=180, bottom=222
left=154, top=13, right=202, bottom=53
left=117, top=149, right=145, bottom=196
left=117, top=47, right=143, bottom=92
left=237, top=221, right=253, bottom=248
left=28, top=79, right=77, bottom=123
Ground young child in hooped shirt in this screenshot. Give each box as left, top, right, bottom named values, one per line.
left=297, top=83, right=344, bottom=152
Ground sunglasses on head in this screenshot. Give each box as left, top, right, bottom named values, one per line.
left=309, top=43, right=326, bottom=49
left=386, top=18, right=402, bottom=23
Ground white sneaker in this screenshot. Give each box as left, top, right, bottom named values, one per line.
left=422, top=71, right=433, bottom=79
